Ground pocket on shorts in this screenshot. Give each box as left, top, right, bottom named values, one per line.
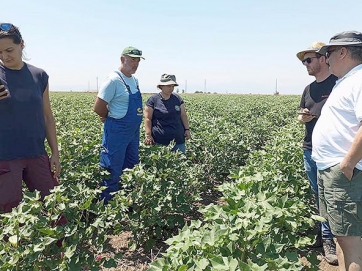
left=333, top=186, right=362, bottom=235
left=333, top=187, right=362, bottom=201
left=333, top=164, right=350, bottom=181
left=334, top=164, right=362, bottom=183
left=333, top=165, right=362, bottom=201
left=352, top=167, right=362, bottom=180
left=0, top=161, right=10, bottom=176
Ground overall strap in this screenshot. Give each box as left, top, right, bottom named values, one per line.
left=115, top=71, right=140, bottom=92
left=116, top=71, right=130, bottom=93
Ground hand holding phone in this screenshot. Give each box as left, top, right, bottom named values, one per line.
left=0, top=82, right=9, bottom=98
left=298, top=112, right=317, bottom=116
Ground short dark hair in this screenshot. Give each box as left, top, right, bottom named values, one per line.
left=346, top=46, right=362, bottom=62
left=0, top=24, right=23, bottom=44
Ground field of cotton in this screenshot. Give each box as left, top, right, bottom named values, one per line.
left=1, top=93, right=327, bottom=271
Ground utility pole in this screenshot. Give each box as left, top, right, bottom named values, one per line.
left=96, top=77, right=99, bottom=92
left=204, top=79, right=206, bottom=93
left=185, top=79, right=187, bottom=93
left=275, top=79, right=279, bottom=95
left=275, top=79, right=277, bottom=94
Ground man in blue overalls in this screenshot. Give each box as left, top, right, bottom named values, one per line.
left=93, top=46, right=144, bottom=203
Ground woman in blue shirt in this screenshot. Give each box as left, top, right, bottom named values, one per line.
left=0, top=23, right=62, bottom=214
left=144, top=74, right=191, bottom=153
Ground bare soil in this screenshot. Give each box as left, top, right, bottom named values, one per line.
left=101, top=189, right=339, bottom=271
left=101, top=231, right=338, bottom=271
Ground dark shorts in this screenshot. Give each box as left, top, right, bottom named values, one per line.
left=0, top=154, right=58, bottom=213
left=318, top=163, right=362, bottom=236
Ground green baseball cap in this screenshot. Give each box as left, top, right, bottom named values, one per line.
left=122, top=46, right=145, bottom=59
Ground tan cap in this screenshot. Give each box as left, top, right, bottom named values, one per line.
left=296, top=42, right=325, bottom=61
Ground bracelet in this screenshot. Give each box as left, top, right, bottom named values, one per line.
left=184, top=128, right=190, bottom=131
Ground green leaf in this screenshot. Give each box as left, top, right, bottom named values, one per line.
left=148, top=258, right=168, bottom=271
left=9, top=235, right=18, bottom=247
left=311, top=214, right=327, bottom=222
left=195, top=258, right=209, bottom=269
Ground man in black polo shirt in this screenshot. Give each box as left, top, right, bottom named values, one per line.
left=296, top=42, right=338, bottom=265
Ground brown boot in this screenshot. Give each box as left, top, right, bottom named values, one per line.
left=322, top=239, right=338, bottom=265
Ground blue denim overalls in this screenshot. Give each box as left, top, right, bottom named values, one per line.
left=100, top=73, right=143, bottom=203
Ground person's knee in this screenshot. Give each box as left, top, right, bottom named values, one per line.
left=336, top=236, right=348, bottom=246
left=336, top=236, right=362, bottom=251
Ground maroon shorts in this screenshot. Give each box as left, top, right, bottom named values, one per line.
left=0, top=154, right=58, bottom=213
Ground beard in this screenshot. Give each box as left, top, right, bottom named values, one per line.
left=307, top=64, right=321, bottom=76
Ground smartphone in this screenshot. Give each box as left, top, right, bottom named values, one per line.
left=298, top=112, right=317, bottom=117
left=0, top=82, right=5, bottom=93
left=0, top=79, right=8, bottom=97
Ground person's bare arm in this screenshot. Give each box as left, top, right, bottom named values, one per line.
left=93, top=97, right=108, bottom=121
left=180, top=104, right=191, bottom=140
left=144, top=106, right=154, bottom=145
left=43, top=84, right=61, bottom=177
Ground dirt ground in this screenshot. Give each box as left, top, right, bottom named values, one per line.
left=300, top=248, right=339, bottom=271
left=100, top=232, right=150, bottom=271
left=100, top=190, right=340, bottom=271
left=101, top=232, right=339, bottom=271
left=318, top=260, right=338, bottom=271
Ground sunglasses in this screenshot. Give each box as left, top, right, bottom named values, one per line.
left=128, top=49, right=142, bottom=56
left=0, top=23, right=13, bottom=31
left=301, top=57, right=318, bottom=65
left=325, top=48, right=340, bottom=59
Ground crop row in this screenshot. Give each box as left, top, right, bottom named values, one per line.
left=0, top=93, right=318, bottom=271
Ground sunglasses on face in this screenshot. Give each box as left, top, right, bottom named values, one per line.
left=301, top=57, right=318, bottom=65
left=325, top=48, right=340, bottom=59
left=0, top=23, right=13, bottom=31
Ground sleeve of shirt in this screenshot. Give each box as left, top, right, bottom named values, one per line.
left=175, top=93, right=184, bottom=105
left=41, top=71, right=49, bottom=93
left=146, top=95, right=156, bottom=108
left=98, top=78, right=116, bottom=103
left=299, top=86, right=308, bottom=108
left=353, top=84, right=362, bottom=121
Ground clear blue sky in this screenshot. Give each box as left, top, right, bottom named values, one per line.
left=2, top=0, right=362, bottom=94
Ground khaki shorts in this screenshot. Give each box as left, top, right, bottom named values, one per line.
left=318, top=163, right=362, bottom=236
